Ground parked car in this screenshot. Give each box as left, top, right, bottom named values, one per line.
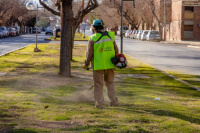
left=12, top=26, right=20, bottom=36
left=129, top=30, right=134, bottom=38
left=0, top=31, right=4, bottom=39
left=32, top=27, right=41, bottom=33
left=38, top=28, right=41, bottom=33
left=130, top=30, right=136, bottom=39
left=141, top=30, right=150, bottom=41
left=7, top=27, right=17, bottom=37
left=117, top=30, right=120, bottom=36
left=0, top=29, right=7, bottom=38
left=0, top=26, right=9, bottom=37
left=117, top=26, right=128, bottom=36
left=133, top=30, right=139, bottom=39
left=146, top=30, right=161, bottom=41
left=136, top=30, right=143, bottom=40
left=45, top=28, right=53, bottom=35
left=125, top=30, right=131, bottom=38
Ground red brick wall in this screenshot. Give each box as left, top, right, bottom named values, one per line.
left=193, top=6, right=200, bottom=40
left=171, top=0, right=182, bottom=21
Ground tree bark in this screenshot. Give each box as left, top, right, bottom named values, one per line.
left=59, top=2, right=73, bottom=77
left=40, top=0, right=98, bottom=77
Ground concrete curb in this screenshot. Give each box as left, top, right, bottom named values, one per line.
left=128, top=55, right=200, bottom=92
left=0, top=44, right=31, bottom=57
left=187, top=45, right=200, bottom=49
left=44, top=39, right=88, bottom=41
left=160, top=41, right=190, bottom=45
left=160, top=41, right=200, bottom=46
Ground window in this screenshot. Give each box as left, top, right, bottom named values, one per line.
left=185, top=6, right=194, bottom=12
left=184, top=6, right=194, bottom=19
left=184, top=21, right=193, bottom=38
left=184, top=25, right=193, bottom=31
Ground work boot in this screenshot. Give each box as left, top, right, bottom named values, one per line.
left=95, top=102, right=104, bottom=109
left=110, top=97, right=118, bottom=107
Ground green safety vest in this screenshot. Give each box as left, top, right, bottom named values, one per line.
left=90, top=31, right=116, bottom=70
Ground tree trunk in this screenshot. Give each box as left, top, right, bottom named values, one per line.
left=59, top=2, right=73, bottom=77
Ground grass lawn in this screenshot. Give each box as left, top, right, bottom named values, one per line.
left=47, top=32, right=89, bottom=41
left=0, top=43, right=200, bottom=132
left=168, top=72, right=200, bottom=89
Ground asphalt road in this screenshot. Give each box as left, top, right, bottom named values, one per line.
left=0, top=33, right=55, bottom=56
left=84, top=30, right=200, bottom=75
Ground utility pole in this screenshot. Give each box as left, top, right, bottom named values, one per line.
left=120, top=0, right=123, bottom=54
left=110, top=0, right=135, bottom=54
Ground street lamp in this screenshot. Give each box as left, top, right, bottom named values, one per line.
left=49, top=16, right=54, bottom=28
left=26, top=0, right=48, bottom=52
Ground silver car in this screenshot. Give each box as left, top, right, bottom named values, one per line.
left=45, top=28, right=53, bottom=35
left=146, top=30, right=161, bottom=41
left=0, top=31, right=3, bottom=39
left=0, top=29, right=7, bottom=38
left=0, top=26, right=9, bottom=37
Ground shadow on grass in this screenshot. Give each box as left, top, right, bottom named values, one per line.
left=7, top=129, right=37, bottom=133
left=116, top=69, right=200, bottom=98
left=146, top=109, right=200, bottom=125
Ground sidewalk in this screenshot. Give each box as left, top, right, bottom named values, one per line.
left=161, top=40, right=200, bottom=45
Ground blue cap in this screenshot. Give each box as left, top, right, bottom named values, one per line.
left=93, top=19, right=103, bottom=26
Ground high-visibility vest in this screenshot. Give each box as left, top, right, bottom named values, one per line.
left=90, top=31, right=116, bottom=70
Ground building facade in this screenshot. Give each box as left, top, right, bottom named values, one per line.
left=170, top=0, right=200, bottom=41
left=137, top=0, right=200, bottom=41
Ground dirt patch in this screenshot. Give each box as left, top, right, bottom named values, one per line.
left=16, top=118, right=82, bottom=130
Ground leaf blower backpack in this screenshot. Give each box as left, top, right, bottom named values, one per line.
left=111, top=54, right=127, bottom=69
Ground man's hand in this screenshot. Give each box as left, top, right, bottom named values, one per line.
left=82, top=64, right=89, bottom=70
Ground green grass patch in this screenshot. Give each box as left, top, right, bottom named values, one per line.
left=0, top=43, right=200, bottom=132
left=47, top=32, right=89, bottom=41
left=169, top=72, right=200, bottom=89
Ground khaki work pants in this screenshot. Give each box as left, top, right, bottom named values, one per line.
left=93, top=69, right=118, bottom=107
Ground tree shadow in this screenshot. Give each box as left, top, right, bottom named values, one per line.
left=145, top=109, right=200, bottom=125
left=7, top=129, right=37, bottom=133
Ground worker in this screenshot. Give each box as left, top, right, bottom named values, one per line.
left=83, top=19, right=119, bottom=109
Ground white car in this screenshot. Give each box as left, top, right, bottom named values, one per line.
left=133, top=30, right=139, bottom=39
left=141, top=30, right=150, bottom=41
left=146, top=30, right=161, bottom=41
left=125, top=30, right=131, bottom=38
left=136, top=30, right=143, bottom=40
left=117, top=30, right=120, bottom=36
left=118, top=26, right=128, bottom=36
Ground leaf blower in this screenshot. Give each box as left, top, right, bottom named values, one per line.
left=111, top=54, right=127, bottom=69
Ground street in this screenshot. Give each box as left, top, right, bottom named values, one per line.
left=0, top=33, right=54, bottom=56
left=84, top=30, right=200, bottom=75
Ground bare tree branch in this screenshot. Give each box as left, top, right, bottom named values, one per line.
left=39, top=0, right=60, bottom=16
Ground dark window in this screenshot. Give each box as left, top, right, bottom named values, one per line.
left=184, top=25, right=193, bottom=31
left=185, top=6, right=194, bottom=12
